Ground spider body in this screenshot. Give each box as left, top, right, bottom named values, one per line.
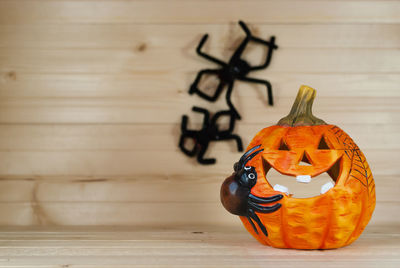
left=179, top=106, right=243, bottom=165
left=221, top=59, right=251, bottom=81
left=221, top=145, right=283, bottom=236
left=189, top=21, right=278, bottom=119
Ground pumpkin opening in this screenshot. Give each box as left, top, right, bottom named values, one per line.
left=327, top=155, right=342, bottom=183
left=318, top=135, right=331, bottom=150
left=299, top=152, right=312, bottom=166
left=260, top=155, right=343, bottom=198
left=278, top=139, right=290, bottom=151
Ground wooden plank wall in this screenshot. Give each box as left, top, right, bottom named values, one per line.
left=0, top=0, right=399, bottom=227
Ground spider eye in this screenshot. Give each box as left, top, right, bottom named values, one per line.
left=248, top=173, right=255, bottom=180
left=244, top=166, right=251, bottom=170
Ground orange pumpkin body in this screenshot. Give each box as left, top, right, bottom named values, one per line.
left=242, top=124, right=376, bottom=249
left=221, top=85, right=376, bottom=249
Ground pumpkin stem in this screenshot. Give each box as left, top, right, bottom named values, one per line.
left=277, top=85, right=326, bottom=126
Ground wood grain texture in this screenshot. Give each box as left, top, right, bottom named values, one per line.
left=1, top=1, right=399, bottom=266
left=1, top=24, right=400, bottom=49
left=0, top=97, right=399, bottom=124
left=0, top=0, right=398, bottom=242
left=1, top=73, right=400, bottom=97
left=0, top=124, right=397, bottom=150
left=0, top=174, right=395, bottom=226
left=0, top=226, right=398, bottom=267
left=0, top=149, right=398, bottom=175
left=1, top=47, right=399, bottom=74
left=0, top=175, right=395, bottom=203
left=1, top=0, right=399, bottom=24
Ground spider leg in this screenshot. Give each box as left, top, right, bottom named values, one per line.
left=240, top=145, right=262, bottom=160
left=241, top=149, right=264, bottom=167
left=209, top=110, right=242, bottom=151
left=210, top=109, right=238, bottom=134
left=248, top=201, right=282, bottom=214
left=248, top=208, right=269, bottom=237
left=180, top=114, right=189, bottom=132
left=228, top=113, right=236, bottom=133
left=181, top=114, right=204, bottom=135
left=191, top=106, right=210, bottom=127
left=228, top=21, right=254, bottom=62
left=178, top=134, right=197, bottom=157
left=235, top=135, right=244, bottom=151
left=237, top=21, right=277, bottom=70
left=189, top=69, right=225, bottom=102
left=249, top=36, right=278, bottom=71
left=196, top=34, right=226, bottom=66
left=230, top=134, right=244, bottom=152
left=210, top=110, right=231, bottom=126
left=237, top=145, right=263, bottom=168
left=229, top=33, right=250, bottom=63
left=211, top=109, right=237, bottom=133
left=179, top=115, right=198, bottom=157
left=225, top=81, right=241, bottom=119
left=217, top=134, right=243, bottom=152
left=238, top=21, right=251, bottom=36
left=196, top=141, right=216, bottom=165
left=248, top=193, right=283, bottom=204
left=246, top=214, right=259, bottom=234
left=181, top=115, right=199, bottom=136
left=251, top=35, right=278, bottom=48
left=239, top=77, right=273, bottom=106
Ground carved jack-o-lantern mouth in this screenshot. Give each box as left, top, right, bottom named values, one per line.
left=260, top=135, right=344, bottom=198
left=262, top=156, right=342, bottom=198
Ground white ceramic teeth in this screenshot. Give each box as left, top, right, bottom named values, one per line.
left=273, top=184, right=289, bottom=195
left=296, top=175, right=311, bottom=183
left=320, top=181, right=335, bottom=194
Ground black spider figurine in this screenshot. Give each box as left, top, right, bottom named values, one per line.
left=189, top=21, right=278, bottom=119
left=220, top=145, right=283, bottom=236
left=179, top=106, right=243, bottom=165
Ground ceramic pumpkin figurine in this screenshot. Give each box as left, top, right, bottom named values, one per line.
left=220, top=85, right=376, bottom=249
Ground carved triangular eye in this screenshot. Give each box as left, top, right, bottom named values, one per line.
left=278, top=139, right=290, bottom=151
left=318, top=135, right=330, bottom=150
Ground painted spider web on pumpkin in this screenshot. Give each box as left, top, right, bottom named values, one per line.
left=329, top=126, right=375, bottom=197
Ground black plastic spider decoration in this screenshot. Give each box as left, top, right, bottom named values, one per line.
left=189, top=20, right=278, bottom=119
left=220, top=145, right=283, bottom=236
left=179, top=106, right=243, bottom=165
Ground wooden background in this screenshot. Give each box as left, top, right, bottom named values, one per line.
left=0, top=0, right=399, bottom=230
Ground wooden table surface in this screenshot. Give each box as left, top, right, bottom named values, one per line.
left=0, top=225, right=398, bottom=267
